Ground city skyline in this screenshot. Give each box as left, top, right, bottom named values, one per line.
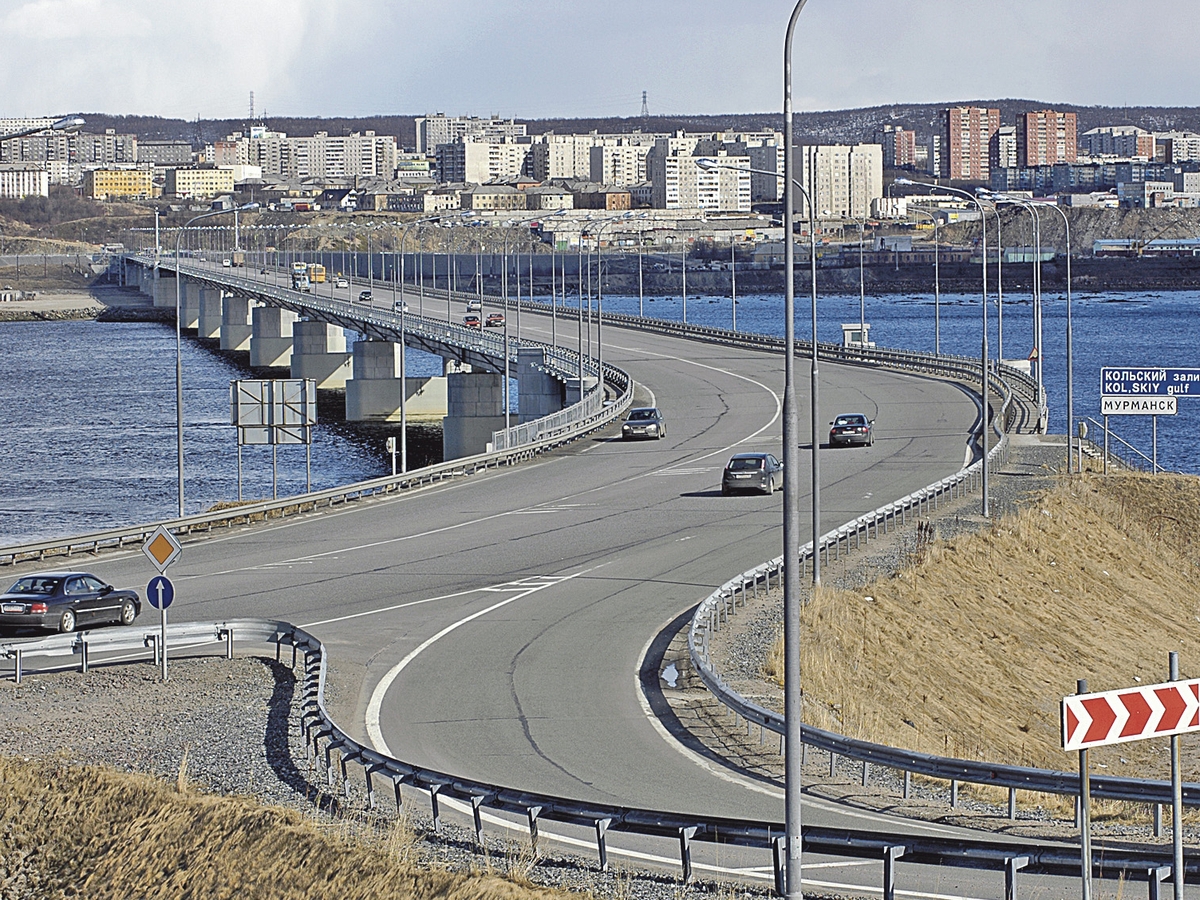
left=3, top=0, right=1200, bottom=122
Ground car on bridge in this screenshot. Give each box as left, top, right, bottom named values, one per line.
left=463, top=314, right=482, bottom=328
left=721, top=452, right=782, bottom=495
left=359, top=290, right=372, bottom=303
left=0, top=572, right=140, bottom=634
left=621, top=406, right=666, bottom=440
left=466, top=299, right=482, bottom=312
left=829, top=413, right=874, bottom=447
left=485, top=312, right=505, bottom=327
left=335, top=277, right=349, bottom=289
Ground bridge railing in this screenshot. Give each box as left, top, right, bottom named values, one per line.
left=4, top=618, right=1193, bottom=895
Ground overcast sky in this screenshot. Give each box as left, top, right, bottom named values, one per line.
left=3, top=0, right=1198, bottom=121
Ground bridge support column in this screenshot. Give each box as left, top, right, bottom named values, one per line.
left=516, top=348, right=565, bottom=423
left=139, top=266, right=153, bottom=296
left=564, top=376, right=599, bottom=405
left=221, top=294, right=255, bottom=351
left=291, top=320, right=352, bottom=389
left=250, top=306, right=298, bottom=369
left=344, top=339, right=448, bottom=422
left=443, top=371, right=506, bottom=460
left=152, top=269, right=175, bottom=308
left=197, top=287, right=224, bottom=339
left=179, top=279, right=202, bottom=329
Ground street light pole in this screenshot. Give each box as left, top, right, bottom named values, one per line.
left=905, top=204, right=941, bottom=355
left=174, top=203, right=258, bottom=517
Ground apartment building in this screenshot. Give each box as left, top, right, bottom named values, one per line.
left=1157, top=132, right=1200, bottom=164
left=941, top=107, right=1000, bottom=181
left=138, top=140, right=192, bottom=165
left=1, top=129, right=138, bottom=184
left=1016, top=110, right=1077, bottom=167
left=589, top=142, right=652, bottom=186
left=874, top=125, right=917, bottom=169
left=1079, top=126, right=1154, bottom=159
left=83, top=168, right=155, bottom=200
left=0, top=163, right=49, bottom=199
left=647, top=137, right=751, bottom=211
left=995, top=126, right=1018, bottom=169
left=794, top=143, right=883, bottom=220
left=435, top=135, right=533, bottom=183
left=164, top=166, right=235, bottom=199
left=211, top=128, right=396, bottom=180
left=415, top=114, right=526, bottom=154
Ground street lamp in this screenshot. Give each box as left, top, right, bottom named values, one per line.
left=897, top=177, right=992, bottom=518
left=0, top=115, right=85, bottom=141
left=174, top=202, right=259, bottom=516
left=903, top=202, right=941, bottom=355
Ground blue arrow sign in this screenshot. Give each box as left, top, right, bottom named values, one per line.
left=1101, top=367, right=1200, bottom=397
left=147, top=575, right=175, bottom=610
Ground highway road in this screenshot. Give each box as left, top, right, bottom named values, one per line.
left=8, top=265, right=1028, bottom=891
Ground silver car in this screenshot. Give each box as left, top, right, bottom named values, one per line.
left=621, top=407, right=666, bottom=440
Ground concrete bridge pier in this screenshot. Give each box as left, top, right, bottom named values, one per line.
left=291, top=320, right=351, bottom=389
left=345, top=339, right=448, bottom=423
left=516, top=347, right=565, bottom=423
left=249, top=306, right=298, bottom=369
left=443, top=371, right=506, bottom=460
left=153, top=270, right=175, bottom=308
left=179, top=280, right=203, bottom=330
left=221, top=294, right=255, bottom=352
left=197, top=287, right=224, bottom=340
left=138, top=265, right=153, bottom=296
left=564, top=376, right=599, bottom=406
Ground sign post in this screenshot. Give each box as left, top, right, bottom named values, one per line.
left=386, top=436, right=397, bottom=476
left=141, top=524, right=182, bottom=682
left=1063, top=668, right=1200, bottom=898
left=1077, top=679, right=1092, bottom=900
left=1099, top=367, right=1189, bottom=472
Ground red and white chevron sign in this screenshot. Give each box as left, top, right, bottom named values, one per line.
left=1062, top=680, right=1200, bottom=751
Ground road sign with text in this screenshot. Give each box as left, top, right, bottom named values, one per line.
left=1062, top=680, right=1200, bottom=751
left=1101, top=367, right=1200, bottom=398
left=1101, top=395, right=1177, bottom=416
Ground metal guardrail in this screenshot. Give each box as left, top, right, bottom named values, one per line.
left=4, top=618, right=1194, bottom=896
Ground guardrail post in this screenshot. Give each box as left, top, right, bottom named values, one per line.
left=829, top=751, right=837, bottom=777
left=679, top=826, right=697, bottom=884
left=595, top=818, right=611, bottom=872
left=883, top=845, right=906, bottom=900
left=903, top=770, right=911, bottom=799
left=392, top=774, right=408, bottom=813
left=225, top=627, right=234, bottom=659
left=430, top=784, right=443, bottom=834
left=79, top=638, right=88, bottom=674
left=772, top=835, right=786, bottom=897
left=862, top=760, right=870, bottom=786
left=1154, top=803, right=1163, bottom=837
left=1004, top=856, right=1029, bottom=900
left=1148, top=865, right=1172, bottom=900
left=13, top=649, right=21, bottom=685
left=1008, top=787, right=1017, bottom=820
left=471, top=795, right=485, bottom=845
left=950, top=779, right=959, bottom=807
left=527, top=806, right=542, bottom=854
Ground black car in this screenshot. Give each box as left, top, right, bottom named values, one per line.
left=621, top=406, right=666, bottom=440
left=0, top=572, right=141, bottom=634
left=829, top=413, right=874, bottom=447
left=721, top=452, right=783, bottom=495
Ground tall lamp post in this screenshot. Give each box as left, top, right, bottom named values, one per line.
left=905, top=204, right=941, bottom=355
left=174, top=203, right=259, bottom=516
left=897, top=177, right=992, bottom=517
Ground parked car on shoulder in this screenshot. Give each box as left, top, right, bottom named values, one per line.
left=485, top=312, right=505, bottom=327
left=0, top=572, right=141, bottom=634
left=721, top=452, right=782, bottom=496
left=829, top=413, right=874, bottom=447
left=621, top=407, right=666, bottom=440
left=463, top=314, right=482, bottom=328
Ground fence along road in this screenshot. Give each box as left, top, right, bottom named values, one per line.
left=3, top=268, right=1035, bottom=888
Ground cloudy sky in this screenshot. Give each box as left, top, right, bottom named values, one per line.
left=2, top=0, right=1197, bottom=121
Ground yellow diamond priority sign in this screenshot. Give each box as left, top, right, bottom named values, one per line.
left=142, top=525, right=182, bottom=573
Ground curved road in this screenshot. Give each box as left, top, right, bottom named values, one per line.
left=13, top=273, right=989, bottom=869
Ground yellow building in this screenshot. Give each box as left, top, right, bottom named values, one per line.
left=84, top=168, right=155, bottom=201
left=165, top=166, right=236, bottom=199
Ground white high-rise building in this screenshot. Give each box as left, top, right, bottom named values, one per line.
left=415, top=115, right=526, bottom=154
left=794, top=144, right=883, bottom=220
left=435, top=136, right=534, bottom=183
left=648, top=138, right=751, bottom=211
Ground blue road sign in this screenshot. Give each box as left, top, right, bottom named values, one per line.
left=147, top=575, right=175, bottom=610
left=1101, top=367, right=1200, bottom=398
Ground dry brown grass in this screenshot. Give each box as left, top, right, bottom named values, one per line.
left=765, top=473, right=1200, bottom=779
left=0, top=755, right=577, bottom=900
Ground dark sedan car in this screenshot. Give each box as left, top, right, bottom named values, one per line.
left=721, top=452, right=783, bottom=495
left=621, top=406, right=666, bottom=440
left=0, top=572, right=141, bottom=634
left=829, top=413, right=874, bottom=447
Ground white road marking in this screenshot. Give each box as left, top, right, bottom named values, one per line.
left=364, top=567, right=596, bottom=755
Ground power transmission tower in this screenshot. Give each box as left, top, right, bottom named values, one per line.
left=249, top=91, right=255, bottom=122
left=640, top=91, right=650, bottom=119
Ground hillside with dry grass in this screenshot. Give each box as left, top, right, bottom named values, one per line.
left=0, top=755, right=572, bottom=900
left=767, top=473, right=1200, bottom=780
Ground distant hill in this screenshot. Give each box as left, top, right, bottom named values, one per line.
left=75, top=101, right=1200, bottom=150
